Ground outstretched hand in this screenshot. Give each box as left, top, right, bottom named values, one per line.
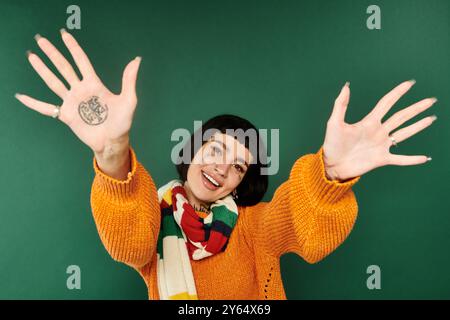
left=15, top=29, right=141, bottom=155
left=323, top=80, right=437, bottom=181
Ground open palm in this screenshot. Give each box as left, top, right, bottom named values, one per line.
left=323, top=81, right=437, bottom=181
left=16, top=29, right=141, bottom=154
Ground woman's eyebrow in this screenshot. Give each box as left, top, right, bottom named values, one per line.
left=237, top=158, right=249, bottom=169
left=213, top=140, right=249, bottom=168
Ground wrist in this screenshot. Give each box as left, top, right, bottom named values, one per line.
left=94, top=137, right=131, bottom=180
left=94, top=136, right=129, bottom=160
left=324, top=164, right=341, bottom=181
left=322, top=150, right=343, bottom=181
left=323, top=158, right=357, bottom=183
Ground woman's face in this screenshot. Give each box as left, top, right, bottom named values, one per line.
left=186, top=132, right=254, bottom=204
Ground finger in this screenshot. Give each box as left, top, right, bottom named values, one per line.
left=34, top=34, right=80, bottom=86
left=27, top=51, right=68, bottom=99
left=366, top=80, right=416, bottom=121
left=383, top=97, right=437, bottom=132
left=388, top=154, right=430, bottom=166
left=60, top=28, right=98, bottom=80
left=390, top=115, right=437, bottom=144
left=329, top=82, right=350, bottom=124
left=15, top=93, right=59, bottom=118
left=121, top=57, right=142, bottom=101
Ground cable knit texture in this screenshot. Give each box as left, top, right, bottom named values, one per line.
left=90, top=146, right=359, bottom=300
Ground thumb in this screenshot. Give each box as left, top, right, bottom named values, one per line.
left=329, top=81, right=350, bottom=124
left=121, top=56, right=142, bottom=100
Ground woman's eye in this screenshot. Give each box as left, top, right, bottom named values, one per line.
left=234, top=164, right=244, bottom=173
left=211, top=146, right=222, bottom=155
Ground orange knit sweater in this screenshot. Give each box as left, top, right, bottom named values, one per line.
left=90, top=146, right=359, bottom=300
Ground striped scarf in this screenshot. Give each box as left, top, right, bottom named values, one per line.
left=156, top=180, right=239, bottom=300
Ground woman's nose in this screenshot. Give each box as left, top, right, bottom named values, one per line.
left=214, top=163, right=231, bottom=177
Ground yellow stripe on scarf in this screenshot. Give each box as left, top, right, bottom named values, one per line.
left=163, top=188, right=173, bottom=205
left=169, top=292, right=199, bottom=300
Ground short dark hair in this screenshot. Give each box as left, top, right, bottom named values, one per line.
left=176, top=114, right=268, bottom=207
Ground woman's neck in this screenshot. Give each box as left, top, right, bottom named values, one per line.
left=183, top=181, right=211, bottom=213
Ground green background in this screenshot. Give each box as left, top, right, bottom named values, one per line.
left=0, top=0, right=449, bottom=299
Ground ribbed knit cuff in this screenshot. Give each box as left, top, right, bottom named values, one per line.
left=293, top=147, right=360, bottom=205
left=92, top=146, right=139, bottom=198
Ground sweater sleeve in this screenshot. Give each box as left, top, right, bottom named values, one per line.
left=89, top=147, right=160, bottom=269
left=245, top=147, right=360, bottom=263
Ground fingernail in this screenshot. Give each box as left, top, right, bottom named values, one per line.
left=60, top=28, right=67, bottom=35
left=26, top=50, right=33, bottom=58
left=14, top=93, right=22, bottom=99
left=135, top=56, right=142, bottom=61
left=34, top=33, right=42, bottom=42
left=345, top=81, right=350, bottom=87
left=427, top=157, right=432, bottom=162
left=431, top=97, right=438, bottom=103
left=430, top=115, right=437, bottom=122
left=409, top=79, right=416, bottom=85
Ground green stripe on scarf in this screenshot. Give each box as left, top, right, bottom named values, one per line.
left=210, top=205, right=238, bottom=229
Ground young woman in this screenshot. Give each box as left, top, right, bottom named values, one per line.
left=16, top=29, right=437, bottom=300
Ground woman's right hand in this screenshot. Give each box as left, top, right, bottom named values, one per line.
left=16, top=29, right=141, bottom=179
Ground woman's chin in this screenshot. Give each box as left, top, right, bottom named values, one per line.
left=195, top=192, right=216, bottom=203
left=194, top=189, right=225, bottom=203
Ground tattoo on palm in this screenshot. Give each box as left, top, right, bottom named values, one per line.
left=78, top=96, right=108, bottom=125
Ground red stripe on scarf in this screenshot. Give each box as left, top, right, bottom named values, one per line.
left=204, top=230, right=229, bottom=254
left=181, top=202, right=205, bottom=242
left=171, top=183, right=231, bottom=260
left=160, top=199, right=170, bottom=209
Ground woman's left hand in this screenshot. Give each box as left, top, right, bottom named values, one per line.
left=322, top=80, right=437, bottom=181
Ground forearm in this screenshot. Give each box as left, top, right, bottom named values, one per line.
left=251, top=148, right=359, bottom=260
left=91, top=147, right=161, bottom=268
left=286, top=148, right=359, bottom=262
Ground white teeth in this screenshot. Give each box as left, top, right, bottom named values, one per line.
left=202, top=172, right=220, bottom=187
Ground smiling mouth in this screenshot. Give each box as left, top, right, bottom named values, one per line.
left=201, top=170, right=221, bottom=190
